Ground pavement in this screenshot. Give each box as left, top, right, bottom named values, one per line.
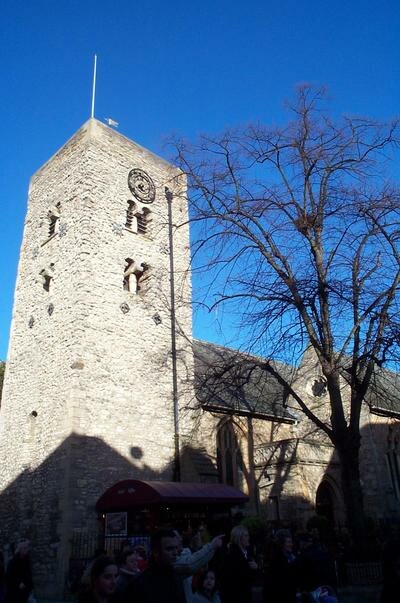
left=38, top=585, right=383, bottom=603
left=337, top=585, right=381, bottom=602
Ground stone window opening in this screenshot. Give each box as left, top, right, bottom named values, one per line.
left=137, top=207, right=151, bottom=235
left=125, top=201, right=151, bottom=235
left=123, top=258, right=149, bottom=294
left=48, top=202, right=61, bottom=237
left=312, top=377, right=327, bottom=397
left=125, top=201, right=138, bottom=231
left=216, top=420, right=244, bottom=488
left=40, top=269, right=52, bottom=292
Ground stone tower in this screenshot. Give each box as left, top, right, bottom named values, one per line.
left=0, top=119, right=195, bottom=597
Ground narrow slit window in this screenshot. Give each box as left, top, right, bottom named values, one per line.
left=125, top=201, right=138, bottom=232
left=48, top=202, right=61, bottom=237
left=137, top=208, right=151, bottom=235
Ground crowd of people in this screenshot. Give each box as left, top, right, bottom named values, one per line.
left=74, top=525, right=340, bottom=603
left=1, top=527, right=400, bottom=602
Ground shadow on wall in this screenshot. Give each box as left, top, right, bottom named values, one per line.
left=255, top=418, right=400, bottom=533
left=316, top=420, right=400, bottom=531
left=0, top=433, right=221, bottom=599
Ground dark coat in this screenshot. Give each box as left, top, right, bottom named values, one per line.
left=114, top=568, right=139, bottom=597
left=126, top=562, right=186, bottom=603
left=5, top=555, right=33, bottom=603
left=219, top=544, right=255, bottom=603
left=76, top=590, right=120, bottom=603
left=263, top=549, right=299, bottom=603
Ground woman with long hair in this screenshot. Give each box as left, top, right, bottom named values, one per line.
left=220, top=526, right=258, bottom=603
left=76, top=556, right=118, bottom=603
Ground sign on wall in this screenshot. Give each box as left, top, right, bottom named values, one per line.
left=105, top=512, right=128, bottom=536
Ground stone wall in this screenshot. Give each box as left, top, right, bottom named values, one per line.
left=190, top=344, right=400, bottom=530
left=0, top=120, right=196, bottom=597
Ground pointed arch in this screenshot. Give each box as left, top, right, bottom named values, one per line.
left=216, top=418, right=244, bottom=488
left=315, top=474, right=345, bottom=525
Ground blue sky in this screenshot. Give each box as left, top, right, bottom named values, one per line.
left=1, top=0, right=399, bottom=359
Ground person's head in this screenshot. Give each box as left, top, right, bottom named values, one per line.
left=230, top=525, right=250, bottom=549
left=133, top=544, right=146, bottom=560
left=90, top=556, right=118, bottom=599
left=15, top=540, right=30, bottom=558
left=198, top=569, right=217, bottom=596
left=151, top=529, right=180, bottom=566
left=120, top=548, right=140, bottom=572
left=275, top=529, right=293, bottom=553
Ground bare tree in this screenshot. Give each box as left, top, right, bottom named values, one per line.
left=172, top=86, right=400, bottom=542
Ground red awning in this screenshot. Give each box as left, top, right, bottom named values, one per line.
left=96, top=480, right=248, bottom=512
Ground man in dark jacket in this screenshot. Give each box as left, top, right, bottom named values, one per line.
left=263, top=530, right=300, bottom=603
left=127, top=529, right=186, bottom=603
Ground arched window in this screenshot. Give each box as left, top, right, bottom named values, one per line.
left=216, top=421, right=243, bottom=488
left=48, top=203, right=61, bottom=237
left=137, top=207, right=151, bottom=235
left=123, top=258, right=149, bottom=294
left=125, top=201, right=138, bottom=231
left=125, top=201, right=151, bottom=235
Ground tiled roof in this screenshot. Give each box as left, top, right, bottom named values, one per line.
left=359, top=366, right=400, bottom=416
left=193, top=340, right=297, bottom=423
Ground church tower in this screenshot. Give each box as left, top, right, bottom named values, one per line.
left=0, top=120, right=195, bottom=597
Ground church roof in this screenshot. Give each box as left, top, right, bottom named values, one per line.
left=354, top=365, right=400, bottom=418
left=193, top=340, right=297, bottom=423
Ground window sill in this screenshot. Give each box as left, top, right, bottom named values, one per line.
left=123, top=227, right=151, bottom=239
left=41, top=233, right=58, bottom=247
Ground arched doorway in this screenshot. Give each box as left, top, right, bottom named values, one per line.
left=315, top=481, right=335, bottom=523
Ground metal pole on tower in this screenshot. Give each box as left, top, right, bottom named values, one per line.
left=91, top=54, right=97, bottom=119
left=165, top=186, right=181, bottom=482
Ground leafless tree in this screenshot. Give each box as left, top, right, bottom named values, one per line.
left=171, top=86, right=400, bottom=542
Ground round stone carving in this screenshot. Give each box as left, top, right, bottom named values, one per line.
left=128, top=168, right=156, bottom=204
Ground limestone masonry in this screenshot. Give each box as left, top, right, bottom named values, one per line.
left=0, top=119, right=196, bottom=597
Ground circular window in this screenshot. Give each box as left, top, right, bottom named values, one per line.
left=312, top=378, right=327, bottom=397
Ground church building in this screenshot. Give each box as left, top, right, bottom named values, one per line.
left=1, top=120, right=399, bottom=599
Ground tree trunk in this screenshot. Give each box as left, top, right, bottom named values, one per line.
left=336, top=439, right=366, bottom=546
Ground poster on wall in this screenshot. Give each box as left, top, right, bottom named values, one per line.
left=105, top=512, right=128, bottom=536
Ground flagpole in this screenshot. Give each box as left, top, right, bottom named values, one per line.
left=91, top=54, right=97, bottom=119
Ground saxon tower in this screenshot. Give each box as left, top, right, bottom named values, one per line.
left=0, top=120, right=195, bottom=597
